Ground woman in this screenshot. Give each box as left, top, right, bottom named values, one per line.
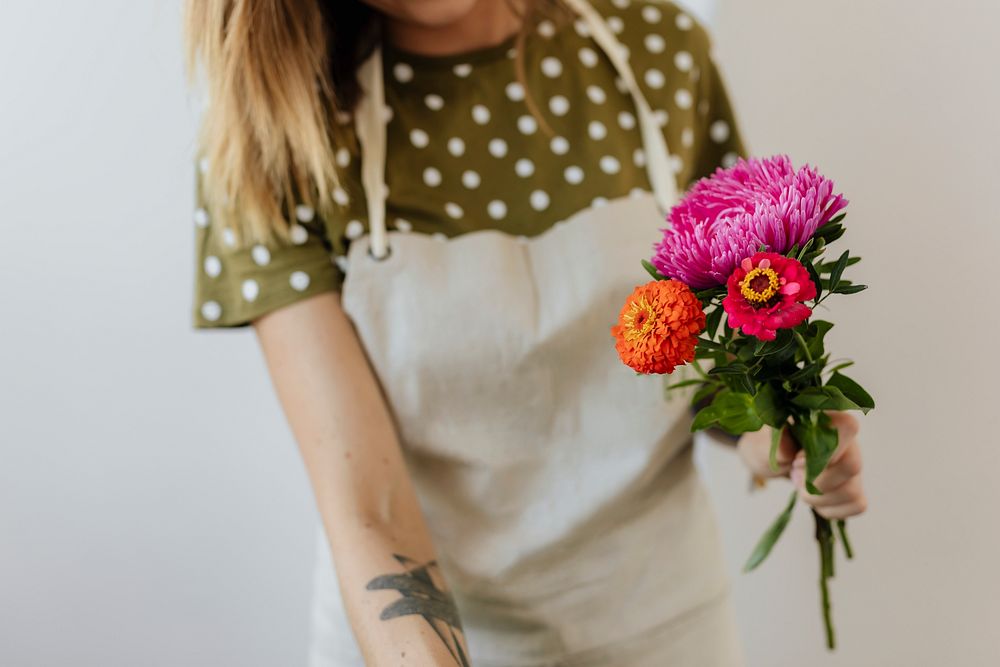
left=186, top=1, right=868, bottom=664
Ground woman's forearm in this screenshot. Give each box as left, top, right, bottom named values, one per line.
left=254, top=291, right=470, bottom=666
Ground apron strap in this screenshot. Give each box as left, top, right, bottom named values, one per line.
left=354, top=0, right=679, bottom=259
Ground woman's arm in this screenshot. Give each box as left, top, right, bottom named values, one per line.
left=253, top=292, right=470, bottom=666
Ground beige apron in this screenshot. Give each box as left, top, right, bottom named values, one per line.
left=309, top=2, right=744, bottom=665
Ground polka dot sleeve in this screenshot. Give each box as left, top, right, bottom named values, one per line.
left=191, top=170, right=344, bottom=329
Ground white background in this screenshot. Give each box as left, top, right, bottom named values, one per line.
left=1, top=1, right=998, bottom=665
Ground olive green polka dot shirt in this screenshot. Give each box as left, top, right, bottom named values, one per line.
left=192, top=0, right=747, bottom=328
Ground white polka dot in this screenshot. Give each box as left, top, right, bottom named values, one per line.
left=410, top=128, right=429, bottom=148
left=251, top=244, right=271, bottom=266
left=642, top=5, right=661, bottom=22
left=579, top=47, right=599, bottom=68
left=645, top=34, right=665, bottom=53
left=334, top=110, right=352, bottom=125
left=630, top=187, right=645, bottom=198
left=333, top=187, right=350, bottom=206
left=447, top=137, right=465, bottom=157
left=586, top=85, right=606, bottom=104
left=515, top=158, right=535, bottom=177
left=537, top=19, right=555, bottom=38
left=201, top=301, right=221, bottom=322
left=645, top=68, right=665, bottom=89
left=193, top=208, right=209, bottom=228
left=612, top=0, right=629, bottom=8
left=549, top=95, right=570, bottom=116
left=506, top=81, right=525, bottom=102
left=423, top=167, right=442, bottom=187
left=241, top=279, right=259, bottom=302
left=529, top=190, right=550, bottom=211
left=588, top=120, right=607, bottom=140
left=551, top=136, right=570, bottom=155
left=676, top=12, right=694, bottom=30
left=600, top=156, right=621, bottom=174
left=462, top=170, right=481, bottom=189
left=592, top=196, right=609, bottom=208
left=394, top=218, right=413, bottom=232
left=289, top=271, right=310, bottom=291
left=682, top=127, right=694, bottom=147
left=674, top=51, right=694, bottom=72
left=574, top=19, right=591, bottom=37
left=381, top=106, right=394, bottom=124
left=425, top=94, right=444, bottom=110
left=565, top=166, right=584, bottom=184
left=614, top=77, right=628, bottom=93
left=345, top=220, right=365, bottom=239
left=607, top=16, right=625, bottom=34
left=617, top=44, right=631, bottom=60
left=472, top=104, right=490, bottom=125
left=488, top=138, right=508, bottom=158
left=541, top=56, right=562, bottom=78
left=222, top=228, right=236, bottom=247
left=203, top=255, right=222, bottom=278
left=333, top=255, right=349, bottom=272
left=618, top=110, right=636, bottom=129
left=633, top=148, right=646, bottom=167
left=653, top=109, right=669, bottom=126
left=675, top=89, right=693, bottom=109
left=487, top=200, right=507, bottom=220
left=335, top=147, right=350, bottom=168
left=198, top=157, right=210, bottom=174
left=453, top=63, right=472, bottom=77
left=295, top=205, right=315, bottom=222
left=710, top=120, right=731, bottom=143
left=517, top=115, right=538, bottom=135
left=290, top=224, right=309, bottom=245
left=393, top=62, right=413, bottom=83
left=670, top=155, right=684, bottom=174
left=722, top=151, right=739, bottom=168
left=445, top=202, right=464, bottom=219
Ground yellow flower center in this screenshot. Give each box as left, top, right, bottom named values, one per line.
left=623, top=297, right=657, bottom=341
left=740, top=267, right=780, bottom=304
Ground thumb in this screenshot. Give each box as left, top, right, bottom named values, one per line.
left=773, top=428, right=800, bottom=469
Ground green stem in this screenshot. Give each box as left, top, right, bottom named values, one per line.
left=813, top=509, right=836, bottom=650
left=793, top=329, right=814, bottom=365
left=837, top=519, right=854, bottom=560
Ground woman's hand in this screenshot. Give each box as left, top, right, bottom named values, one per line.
left=737, top=412, right=868, bottom=519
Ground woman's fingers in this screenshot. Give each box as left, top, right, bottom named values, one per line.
left=806, top=435, right=863, bottom=493
left=794, top=473, right=863, bottom=507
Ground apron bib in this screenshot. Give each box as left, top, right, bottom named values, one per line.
left=309, top=3, right=744, bottom=665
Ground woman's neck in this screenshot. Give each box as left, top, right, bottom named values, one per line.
left=383, top=1, right=524, bottom=56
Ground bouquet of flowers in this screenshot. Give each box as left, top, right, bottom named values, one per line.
left=612, top=155, right=873, bottom=650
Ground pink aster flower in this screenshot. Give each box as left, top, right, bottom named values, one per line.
left=722, top=252, right=817, bottom=341
left=651, top=155, right=847, bottom=289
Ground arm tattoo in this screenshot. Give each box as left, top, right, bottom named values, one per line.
left=366, top=554, right=470, bottom=666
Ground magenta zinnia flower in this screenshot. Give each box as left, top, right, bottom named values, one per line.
left=723, top=252, right=817, bottom=341
left=651, top=155, right=847, bottom=289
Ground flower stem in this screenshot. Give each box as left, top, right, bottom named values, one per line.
left=813, top=509, right=836, bottom=650
left=836, top=519, right=854, bottom=560
left=793, top=329, right=814, bottom=365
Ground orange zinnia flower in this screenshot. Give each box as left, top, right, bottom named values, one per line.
left=612, top=279, right=705, bottom=374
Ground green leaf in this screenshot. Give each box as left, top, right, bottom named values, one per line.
left=790, top=385, right=864, bottom=413
left=744, top=490, right=798, bottom=572
left=753, top=384, right=786, bottom=428
left=666, top=378, right=707, bottom=390
left=758, top=330, right=797, bottom=360
left=833, top=283, right=868, bottom=295
left=806, top=260, right=823, bottom=302
left=827, top=212, right=847, bottom=226
left=641, top=259, right=667, bottom=281
left=806, top=320, right=835, bottom=359
left=815, top=222, right=846, bottom=244
left=690, top=390, right=763, bottom=434
left=708, top=362, right=750, bottom=376
left=789, top=414, right=840, bottom=494
left=827, top=250, right=850, bottom=293
left=705, top=305, right=724, bottom=340
left=827, top=372, right=875, bottom=413
left=817, top=256, right=861, bottom=273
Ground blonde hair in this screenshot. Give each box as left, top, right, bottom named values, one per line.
left=185, top=0, right=567, bottom=245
